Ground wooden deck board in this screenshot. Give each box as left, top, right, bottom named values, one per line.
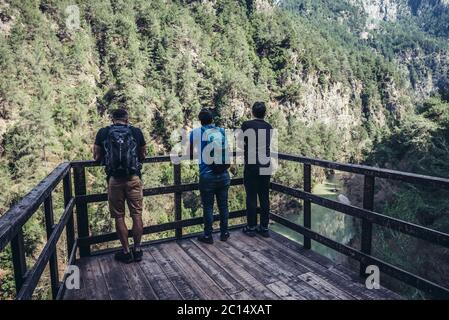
left=259, top=232, right=401, bottom=300
left=190, top=238, right=279, bottom=300
left=149, top=244, right=204, bottom=300
left=63, top=229, right=401, bottom=300
left=139, top=250, right=181, bottom=300
left=241, top=234, right=359, bottom=299
left=120, top=260, right=158, bottom=300
left=163, top=241, right=231, bottom=300
left=178, top=239, right=245, bottom=295
left=226, top=233, right=331, bottom=300
left=98, top=255, right=134, bottom=300
left=80, top=257, right=110, bottom=300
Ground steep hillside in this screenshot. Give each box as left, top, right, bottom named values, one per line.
left=282, top=0, right=449, bottom=98
left=282, top=0, right=449, bottom=298
left=0, top=0, right=410, bottom=210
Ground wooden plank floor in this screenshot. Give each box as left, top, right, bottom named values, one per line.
left=64, top=230, right=401, bottom=300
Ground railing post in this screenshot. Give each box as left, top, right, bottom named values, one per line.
left=73, top=165, right=90, bottom=257
left=360, top=174, right=375, bottom=277
left=44, top=194, right=59, bottom=299
left=303, top=164, right=312, bottom=250
left=174, top=163, right=182, bottom=239
left=63, top=170, right=75, bottom=258
left=11, top=228, right=27, bottom=294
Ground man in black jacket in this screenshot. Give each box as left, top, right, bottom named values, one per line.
left=93, top=109, right=147, bottom=263
left=241, top=102, right=273, bottom=237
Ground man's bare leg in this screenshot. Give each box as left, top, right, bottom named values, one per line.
left=115, top=216, right=130, bottom=253
left=131, top=215, right=143, bottom=249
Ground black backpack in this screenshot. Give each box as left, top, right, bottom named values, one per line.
left=103, top=125, right=140, bottom=178
left=201, top=127, right=230, bottom=174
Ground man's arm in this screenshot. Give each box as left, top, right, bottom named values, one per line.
left=136, top=129, right=147, bottom=162
left=93, top=144, right=103, bottom=162
left=93, top=129, right=104, bottom=162
left=139, top=145, right=147, bottom=162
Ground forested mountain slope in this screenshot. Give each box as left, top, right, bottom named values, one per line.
left=0, top=0, right=410, bottom=214
left=282, top=0, right=449, bottom=298
left=282, top=0, right=449, bottom=97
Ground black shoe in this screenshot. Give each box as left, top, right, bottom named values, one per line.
left=114, top=250, right=134, bottom=264
left=133, top=248, right=143, bottom=262
left=198, top=235, right=214, bottom=244
left=220, top=232, right=230, bottom=242
left=242, top=226, right=256, bottom=237
left=257, top=227, right=270, bottom=238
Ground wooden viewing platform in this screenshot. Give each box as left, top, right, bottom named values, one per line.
left=1, top=152, right=449, bottom=300
left=64, top=231, right=398, bottom=300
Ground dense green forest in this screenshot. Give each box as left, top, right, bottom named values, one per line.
left=282, top=0, right=449, bottom=298
left=0, top=0, right=448, bottom=299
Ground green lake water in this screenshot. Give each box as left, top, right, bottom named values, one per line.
left=271, top=174, right=357, bottom=266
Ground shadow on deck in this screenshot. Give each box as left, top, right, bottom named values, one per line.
left=64, top=230, right=399, bottom=300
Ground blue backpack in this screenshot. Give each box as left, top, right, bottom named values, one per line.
left=201, top=126, right=230, bottom=174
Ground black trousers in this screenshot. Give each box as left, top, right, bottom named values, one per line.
left=243, top=167, right=271, bottom=230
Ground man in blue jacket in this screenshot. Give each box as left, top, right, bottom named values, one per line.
left=189, top=108, right=230, bottom=244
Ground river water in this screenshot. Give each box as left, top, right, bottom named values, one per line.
left=271, top=174, right=357, bottom=266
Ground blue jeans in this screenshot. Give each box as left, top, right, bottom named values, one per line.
left=199, top=171, right=231, bottom=237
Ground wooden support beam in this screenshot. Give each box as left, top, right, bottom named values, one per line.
left=360, top=175, right=375, bottom=277
left=174, top=164, right=182, bottom=239
left=44, top=194, right=60, bottom=299
left=303, top=164, right=312, bottom=250
left=16, top=198, right=75, bottom=300
left=11, top=229, right=27, bottom=294
left=73, top=165, right=90, bottom=257
left=63, top=171, right=75, bottom=259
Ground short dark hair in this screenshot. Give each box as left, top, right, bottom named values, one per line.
left=198, top=108, right=213, bottom=125
left=111, top=108, right=129, bottom=121
left=252, top=102, right=266, bottom=119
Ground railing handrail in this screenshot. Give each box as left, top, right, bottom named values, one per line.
left=271, top=182, right=449, bottom=248
left=0, top=162, right=71, bottom=251
left=70, top=152, right=449, bottom=186
left=276, top=153, right=449, bottom=189
left=70, top=155, right=172, bottom=168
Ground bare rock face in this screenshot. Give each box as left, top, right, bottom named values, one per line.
left=288, top=74, right=363, bottom=131
left=349, top=0, right=410, bottom=29
left=398, top=49, right=449, bottom=97
left=342, top=0, right=449, bottom=98
left=271, top=70, right=404, bottom=153
left=0, top=2, right=15, bottom=36
left=253, top=0, right=275, bottom=12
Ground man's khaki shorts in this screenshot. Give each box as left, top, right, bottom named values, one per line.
left=108, top=175, right=143, bottom=218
